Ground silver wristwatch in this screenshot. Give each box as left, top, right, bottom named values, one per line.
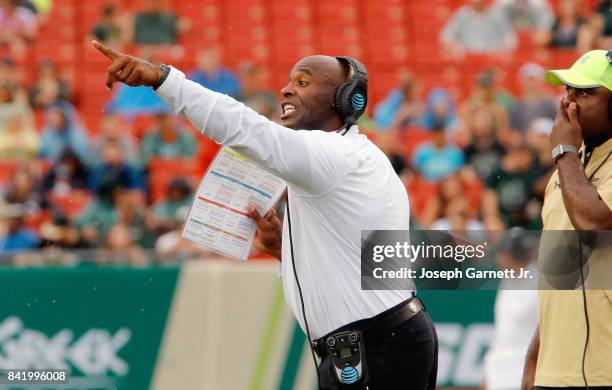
left=551, top=144, right=579, bottom=163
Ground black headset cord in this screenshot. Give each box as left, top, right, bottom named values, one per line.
left=286, top=194, right=322, bottom=389
left=340, top=122, right=352, bottom=136
left=287, top=124, right=356, bottom=389
left=578, top=240, right=590, bottom=390
left=577, top=148, right=612, bottom=389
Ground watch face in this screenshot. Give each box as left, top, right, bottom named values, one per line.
left=552, top=145, right=578, bottom=162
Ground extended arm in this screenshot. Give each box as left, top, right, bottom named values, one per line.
left=154, top=67, right=322, bottom=189
left=92, top=40, right=347, bottom=195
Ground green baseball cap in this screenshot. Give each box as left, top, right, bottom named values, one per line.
left=545, top=50, right=612, bottom=92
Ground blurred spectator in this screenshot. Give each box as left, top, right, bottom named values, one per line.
left=420, top=88, right=458, bottom=132
left=509, top=63, right=557, bottom=133
left=461, top=71, right=510, bottom=144
left=463, top=109, right=506, bottom=182
left=373, top=69, right=423, bottom=129
left=151, top=177, right=192, bottom=233
left=73, top=186, right=115, bottom=246
left=496, top=0, right=554, bottom=32
left=526, top=117, right=554, bottom=201
left=0, top=81, right=38, bottom=159
left=17, top=212, right=88, bottom=266
left=483, top=144, right=542, bottom=229
left=2, top=165, right=42, bottom=214
left=537, top=0, right=588, bottom=49
left=28, top=59, right=72, bottom=109
left=132, top=0, right=178, bottom=45
left=101, top=223, right=148, bottom=266
left=75, top=179, right=148, bottom=246
left=419, top=173, right=482, bottom=228
left=188, top=48, right=241, bottom=97
left=91, top=3, right=129, bottom=47
left=411, top=125, right=464, bottom=182
left=589, top=0, right=612, bottom=50
left=106, top=49, right=170, bottom=115
left=92, top=113, right=140, bottom=168
left=39, top=102, right=91, bottom=164
left=38, top=212, right=88, bottom=250
left=236, top=62, right=278, bottom=120
left=485, top=67, right=516, bottom=114
left=89, top=140, right=143, bottom=192
left=141, top=111, right=196, bottom=165
left=106, top=84, right=170, bottom=115
left=19, top=0, right=36, bottom=13
left=155, top=227, right=209, bottom=262
left=27, top=0, right=52, bottom=15
left=0, top=0, right=38, bottom=57
left=430, top=196, right=485, bottom=231
left=484, top=228, right=538, bottom=390
left=440, top=0, right=517, bottom=57
left=0, top=204, right=38, bottom=252
left=376, top=131, right=408, bottom=175
left=526, top=117, right=554, bottom=172
left=39, top=149, right=89, bottom=196
left=151, top=179, right=207, bottom=262
left=0, top=57, right=18, bottom=88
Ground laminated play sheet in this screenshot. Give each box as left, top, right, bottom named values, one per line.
left=182, top=146, right=286, bottom=260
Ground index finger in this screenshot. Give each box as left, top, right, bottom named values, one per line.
left=248, top=205, right=263, bottom=223
left=92, top=40, right=120, bottom=60
left=557, top=99, right=569, bottom=121
left=263, top=209, right=277, bottom=221
left=566, top=102, right=581, bottom=129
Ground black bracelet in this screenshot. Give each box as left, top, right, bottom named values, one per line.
left=153, top=64, right=171, bottom=90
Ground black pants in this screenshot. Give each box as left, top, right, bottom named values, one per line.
left=317, top=309, right=438, bottom=390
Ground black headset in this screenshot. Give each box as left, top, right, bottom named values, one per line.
left=333, top=56, right=368, bottom=129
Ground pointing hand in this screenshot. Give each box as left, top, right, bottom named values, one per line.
left=92, top=40, right=164, bottom=90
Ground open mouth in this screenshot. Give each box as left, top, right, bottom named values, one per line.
left=280, top=103, right=296, bottom=120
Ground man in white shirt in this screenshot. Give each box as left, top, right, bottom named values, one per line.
left=93, top=40, right=438, bottom=389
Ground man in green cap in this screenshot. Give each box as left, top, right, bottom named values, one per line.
left=522, top=50, right=612, bottom=389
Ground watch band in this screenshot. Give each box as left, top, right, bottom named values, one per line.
left=552, top=144, right=579, bottom=163
left=153, top=64, right=171, bottom=91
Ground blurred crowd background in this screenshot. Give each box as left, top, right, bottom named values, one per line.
left=0, top=0, right=606, bottom=265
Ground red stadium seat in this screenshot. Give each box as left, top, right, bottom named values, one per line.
left=24, top=210, right=51, bottom=231
left=0, top=161, right=18, bottom=186
left=148, top=158, right=200, bottom=203
left=48, top=190, right=92, bottom=218
left=401, top=128, right=432, bottom=161
left=406, top=174, right=439, bottom=222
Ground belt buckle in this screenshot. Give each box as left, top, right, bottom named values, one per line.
left=408, top=300, right=419, bottom=313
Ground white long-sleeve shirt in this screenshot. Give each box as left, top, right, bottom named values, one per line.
left=156, top=67, right=413, bottom=338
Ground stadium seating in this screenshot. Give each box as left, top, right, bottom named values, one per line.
left=19, top=0, right=592, bottom=131
left=8, top=0, right=592, bottom=206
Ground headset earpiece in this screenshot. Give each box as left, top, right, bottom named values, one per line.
left=333, top=56, right=368, bottom=127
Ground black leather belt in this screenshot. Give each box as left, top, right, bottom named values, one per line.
left=312, top=296, right=424, bottom=359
